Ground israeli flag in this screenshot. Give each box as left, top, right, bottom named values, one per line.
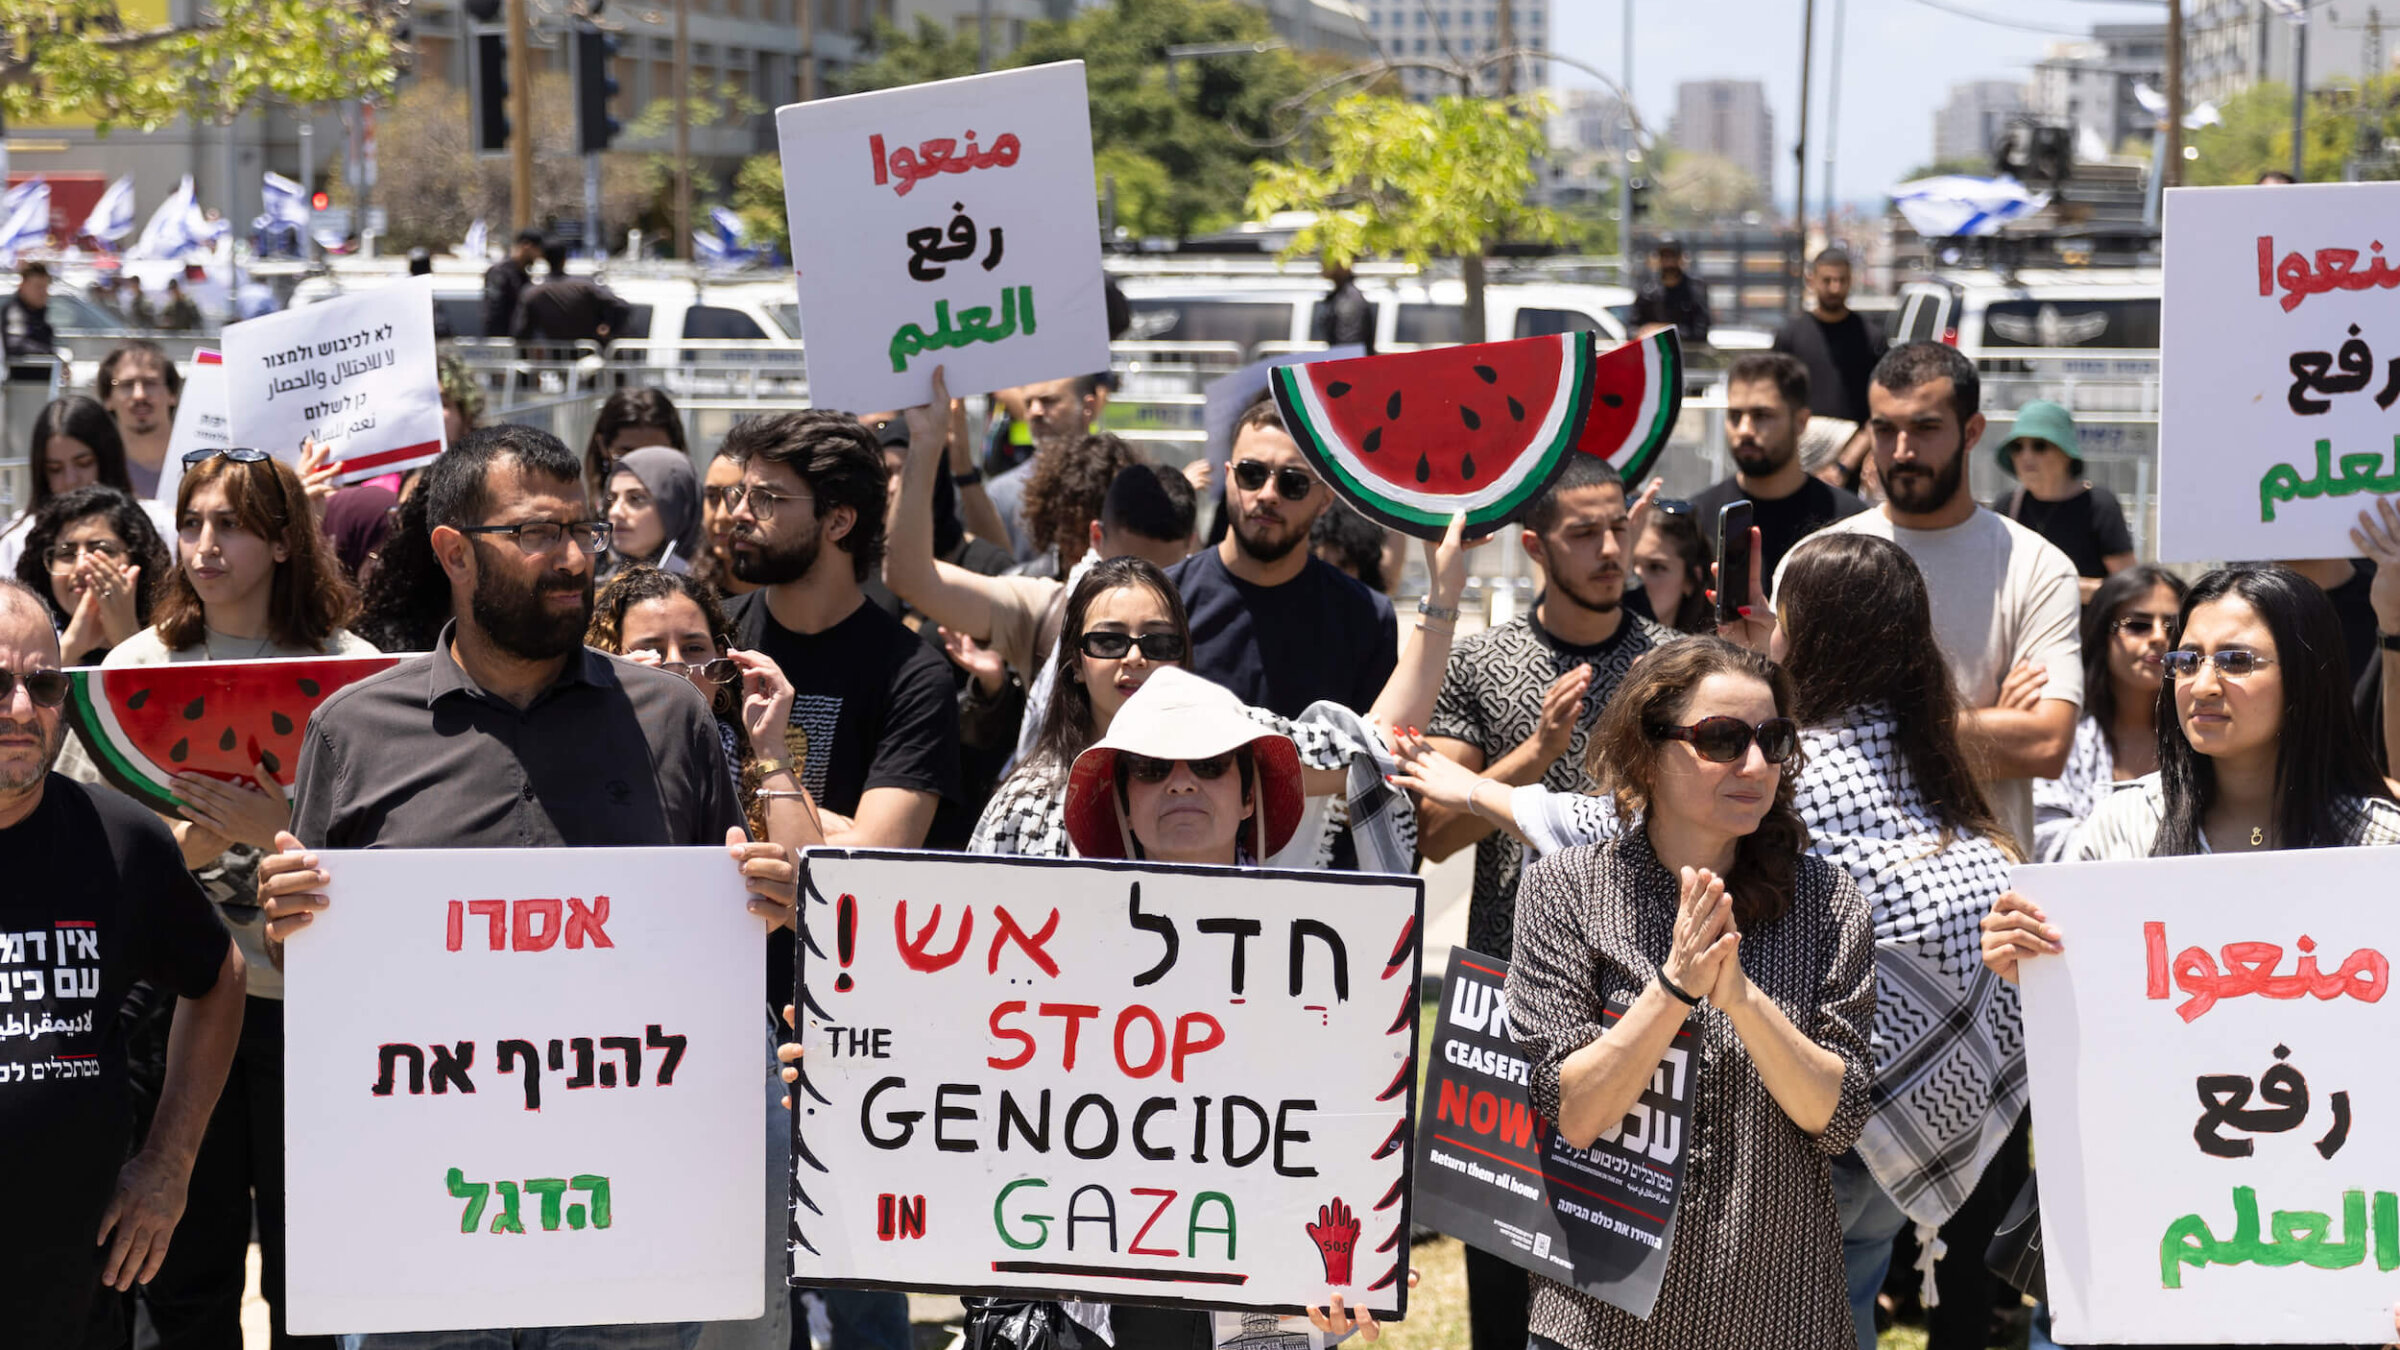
left=0, top=178, right=51, bottom=261
left=84, top=174, right=136, bottom=246
left=1889, top=175, right=2049, bottom=240
left=259, top=172, right=310, bottom=229
left=130, top=175, right=202, bottom=259
left=695, top=207, right=760, bottom=267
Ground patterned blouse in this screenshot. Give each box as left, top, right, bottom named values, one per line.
left=1507, top=830, right=1876, bottom=1350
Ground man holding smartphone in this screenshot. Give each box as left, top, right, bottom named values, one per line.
left=1690, top=353, right=1867, bottom=591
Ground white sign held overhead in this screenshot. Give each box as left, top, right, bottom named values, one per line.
left=2159, top=181, right=2400, bottom=561
left=282, top=848, right=765, bottom=1334
left=222, top=273, right=447, bottom=483
left=789, top=849, right=1422, bottom=1318
left=2015, top=848, right=2400, bottom=1344
left=774, top=62, right=1112, bottom=412
left=155, top=350, right=229, bottom=507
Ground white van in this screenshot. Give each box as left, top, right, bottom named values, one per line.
left=1111, top=272, right=1632, bottom=357
left=1893, top=268, right=2161, bottom=375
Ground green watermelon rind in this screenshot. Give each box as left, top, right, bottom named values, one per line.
left=1597, top=329, right=1683, bottom=485
left=1273, top=332, right=1596, bottom=537
left=68, top=668, right=185, bottom=813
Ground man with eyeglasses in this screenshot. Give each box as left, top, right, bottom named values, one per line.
left=1163, top=398, right=1395, bottom=719
left=99, top=340, right=186, bottom=497
left=0, top=579, right=247, bottom=1348
left=1689, top=352, right=1865, bottom=590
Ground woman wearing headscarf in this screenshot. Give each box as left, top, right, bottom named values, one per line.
left=601, top=444, right=703, bottom=578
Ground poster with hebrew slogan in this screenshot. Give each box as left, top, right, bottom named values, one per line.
left=282, top=849, right=764, bottom=1334
left=790, top=849, right=1422, bottom=1317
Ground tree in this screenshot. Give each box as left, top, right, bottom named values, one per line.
left=1, top=0, right=400, bottom=132
left=2182, top=78, right=2363, bottom=185
left=1246, top=92, right=1561, bottom=342
left=1652, top=151, right=1765, bottom=223
left=833, top=19, right=981, bottom=97
left=731, top=153, right=789, bottom=256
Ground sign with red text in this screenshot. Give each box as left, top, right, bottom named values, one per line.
left=2160, top=182, right=2400, bottom=561
left=789, top=849, right=1422, bottom=1317
left=222, top=274, right=446, bottom=483
left=282, top=849, right=764, bottom=1333
left=2016, top=848, right=2399, bottom=1344
left=773, top=61, right=1111, bottom=412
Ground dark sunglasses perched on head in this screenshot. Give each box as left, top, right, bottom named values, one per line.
left=1232, top=460, right=1316, bottom=502
left=1075, top=630, right=1188, bottom=661
left=1646, top=715, right=1800, bottom=764
left=181, top=447, right=273, bottom=466
left=0, top=668, right=70, bottom=709
left=1121, top=751, right=1236, bottom=784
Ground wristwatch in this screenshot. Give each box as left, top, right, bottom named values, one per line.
left=1418, top=599, right=1461, bottom=622
left=2383, top=631, right=2400, bottom=652
left=950, top=466, right=985, bottom=488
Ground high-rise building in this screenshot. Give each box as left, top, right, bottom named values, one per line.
left=1354, top=0, right=1553, bottom=101
left=1668, top=79, right=1775, bottom=197
left=1551, top=88, right=1637, bottom=160
left=2185, top=0, right=2383, bottom=106
left=1933, top=80, right=2026, bottom=167
left=2028, top=23, right=2165, bottom=157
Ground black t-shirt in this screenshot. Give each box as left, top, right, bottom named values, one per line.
left=1990, top=485, right=2135, bottom=579
left=2322, top=559, right=2384, bottom=690
left=0, top=775, right=229, bottom=1347
left=1690, top=474, right=1869, bottom=590
left=1771, top=308, right=1886, bottom=424
left=727, top=591, right=965, bottom=841
left=1166, top=547, right=1398, bottom=718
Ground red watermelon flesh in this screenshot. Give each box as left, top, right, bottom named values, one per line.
left=68, top=655, right=402, bottom=813
left=1572, top=327, right=1684, bottom=484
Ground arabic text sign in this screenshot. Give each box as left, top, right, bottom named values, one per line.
left=154, top=349, right=228, bottom=507
left=2015, top=848, right=2400, bottom=1344
left=282, top=848, right=764, bottom=1333
left=774, top=62, right=1111, bottom=411
left=2160, top=182, right=2400, bottom=561
left=223, top=274, right=446, bottom=482
left=789, top=850, right=1422, bottom=1317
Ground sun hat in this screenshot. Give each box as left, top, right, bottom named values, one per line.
left=1063, top=666, right=1304, bottom=861
left=1995, top=399, right=2084, bottom=477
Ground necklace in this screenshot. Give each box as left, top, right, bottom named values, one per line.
left=202, top=629, right=276, bottom=661
left=2250, top=825, right=2265, bottom=847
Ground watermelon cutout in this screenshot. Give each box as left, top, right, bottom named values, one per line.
left=67, top=655, right=401, bottom=813
left=1271, top=328, right=1684, bottom=541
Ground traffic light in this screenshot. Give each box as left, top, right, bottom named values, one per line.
left=573, top=22, right=624, bottom=154
left=1627, top=175, right=1652, bottom=221
left=311, top=191, right=330, bottom=211
left=472, top=28, right=511, bottom=156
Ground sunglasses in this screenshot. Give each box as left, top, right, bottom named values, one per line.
left=1232, top=460, right=1316, bottom=502
left=182, top=447, right=273, bottom=466
left=1122, top=751, right=1237, bottom=784
left=1075, top=630, right=1188, bottom=661
left=2114, top=615, right=2177, bottom=639
left=660, top=658, right=740, bottom=686
left=1646, top=715, right=1800, bottom=764
left=0, top=668, right=70, bottom=709
left=1652, top=497, right=1696, bottom=518
left=2162, top=649, right=2276, bottom=679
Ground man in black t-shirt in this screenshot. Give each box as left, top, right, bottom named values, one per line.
left=722, top=408, right=964, bottom=849
left=1630, top=240, right=1710, bottom=346
left=1690, top=352, right=1868, bottom=590
left=1165, top=400, right=1396, bottom=718
left=1772, top=249, right=1886, bottom=425
left=0, top=581, right=243, bottom=1349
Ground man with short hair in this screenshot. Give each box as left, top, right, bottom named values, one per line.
left=1630, top=239, right=1710, bottom=345
left=985, top=373, right=1105, bottom=561
left=481, top=228, right=544, bottom=339
left=5, top=260, right=56, bottom=379
left=1690, top=351, right=1867, bottom=585
left=98, top=339, right=185, bottom=496
left=513, top=244, right=633, bottom=351
left=0, top=579, right=246, bottom=1348
left=1773, top=248, right=1886, bottom=426
left=1167, top=400, right=1395, bottom=718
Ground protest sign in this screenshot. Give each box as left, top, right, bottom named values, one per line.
left=774, top=62, right=1111, bottom=412
left=789, top=849, right=1422, bottom=1317
left=282, top=848, right=764, bottom=1333
left=222, top=274, right=446, bottom=483
left=1411, top=949, right=1691, bottom=1319
left=2160, top=181, right=2400, bottom=561
left=2016, top=848, right=2400, bottom=1344
left=153, top=349, right=227, bottom=506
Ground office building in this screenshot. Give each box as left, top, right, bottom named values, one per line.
left=1934, top=80, right=2025, bottom=166
left=1357, top=0, right=1552, bottom=100
left=1668, top=79, right=1775, bottom=197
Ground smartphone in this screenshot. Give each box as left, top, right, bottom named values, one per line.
left=1714, top=500, right=1754, bottom=627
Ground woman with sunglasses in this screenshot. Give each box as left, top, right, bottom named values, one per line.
left=12, top=484, right=172, bottom=665
left=2031, top=565, right=2189, bottom=862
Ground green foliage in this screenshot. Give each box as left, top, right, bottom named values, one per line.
left=1, top=0, right=401, bottom=131
left=2183, top=79, right=2366, bottom=185
left=1244, top=92, right=1561, bottom=268
left=833, top=19, right=982, bottom=97
left=1896, top=155, right=1993, bottom=182
left=732, top=153, right=791, bottom=256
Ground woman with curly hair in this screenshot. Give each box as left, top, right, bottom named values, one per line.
left=12, top=484, right=172, bottom=664
left=1014, top=430, right=1146, bottom=576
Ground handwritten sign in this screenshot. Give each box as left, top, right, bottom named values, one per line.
left=1410, top=949, right=1690, bottom=1318
left=788, top=849, right=1422, bottom=1317
left=774, top=62, right=1111, bottom=412
left=2160, top=182, right=2400, bottom=561
left=2015, top=848, right=2400, bottom=1344
left=153, top=349, right=227, bottom=507
left=222, top=274, right=446, bottom=484
left=282, top=848, right=764, bottom=1333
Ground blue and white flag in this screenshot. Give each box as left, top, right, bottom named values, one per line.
left=259, top=171, right=310, bottom=230
left=461, top=217, right=488, bottom=259
left=0, top=178, right=51, bottom=261
left=130, top=175, right=208, bottom=260
left=694, top=206, right=762, bottom=267
left=1889, top=174, right=2050, bottom=240
left=84, top=174, right=136, bottom=246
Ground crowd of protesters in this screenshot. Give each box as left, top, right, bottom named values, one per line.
left=7, top=249, right=2400, bottom=1350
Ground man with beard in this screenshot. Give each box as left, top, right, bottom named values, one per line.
left=1689, top=352, right=1866, bottom=589
left=1165, top=399, right=1395, bottom=717
left=1773, top=249, right=1885, bottom=425
left=97, top=340, right=183, bottom=496
left=254, top=427, right=794, bottom=1350
left=985, top=373, right=1103, bottom=562
left=1780, top=341, right=2080, bottom=853
left=0, top=580, right=245, bottom=1349
left=1414, top=454, right=1668, bottom=1350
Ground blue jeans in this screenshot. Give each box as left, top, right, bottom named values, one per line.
left=1830, top=1149, right=1911, bottom=1350
left=793, top=1290, right=910, bottom=1350
left=344, top=1327, right=696, bottom=1350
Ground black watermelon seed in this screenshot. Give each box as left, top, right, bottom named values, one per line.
left=1460, top=405, right=1481, bottom=431
left=1508, top=396, right=1525, bottom=421
left=1326, top=381, right=1352, bottom=398
left=219, top=726, right=237, bottom=752
left=1601, top=393, right=1625, bottom=408
left=1363, top=426, right=1382, bottom=454
left=1386, top=391, right=1402, bottom=419
left=297, top=678, right=321, bottom=697
left=182, top=695, right=206, bottom=720
left=1473, top=364, right=1498, bottom=384
left=1461, top=452, right=1478, bottom=481
left=126, top=688, right=150, bottom=710
left=272, top=712, right=295, bottom=736
left=260, top=750, right=282, bottom=777
left=169, top=738, right=189, bottom=763
left=1414, top=452, right=1432, bottom=484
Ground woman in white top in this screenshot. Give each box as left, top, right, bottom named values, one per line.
left=2030, top=565, right=2187, bottom=862
left=0, top=396, right=174, bottom=576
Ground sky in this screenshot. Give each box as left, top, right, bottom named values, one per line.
left=1546, top=0, right=2173, bottom=208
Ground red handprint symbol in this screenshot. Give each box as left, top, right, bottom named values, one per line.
left=1306, top=1197, right=1360, bottom=1286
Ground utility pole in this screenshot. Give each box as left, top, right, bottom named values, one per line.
left=509, top=0, right=535, bottom=233
left=675, top=0, right=693, bottom=261
left=1795, top=0, right=1815, bottom=247
left=1821, top=0, right=1845, bottom=243
left=1618, top=0, right=1634, bottom=283
left=800, top=0, right=817, bottom=103
left=2165, top=0, right=2186, bottom=188
left=977, top=0, right=992, bottom=72
left=2293, top=9, right=2310, bottom=180
left=1496, top=0, right=1515, bottom=97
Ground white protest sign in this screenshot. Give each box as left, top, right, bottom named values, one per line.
left=154, top=349, right=227, bottom=508
left=2015, top=848, right=2400, bottom=1344
left=283, top=848, right=765, bottom=1334
left=789, top=849, right=1423, bottom=1317
left=222, top=274, right=446, bottom=483
left=774, top=62, right=1111, bottom=412
left=2159, top=181, right=2400, bottom=561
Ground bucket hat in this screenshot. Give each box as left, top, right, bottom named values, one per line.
left=1063, top=667, right=1303, bottom=861
left=1996, top=399, right=2084, bottom=477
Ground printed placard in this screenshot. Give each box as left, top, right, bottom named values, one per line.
left=789, top=849, right=1422, bottom=1317
left=2160, top=181, right=2400, bottom=561
left=1411, top=949, right=1690, bottom=1318
left=2016, top=848, right=2400, bottom=1344
left=282, top=848, right=765, bottom=1333
left=154, top=349, right=227, bottom=507
left=222, top=274, right=446, bottom=482
left=774, top=62, right=1111, bottom=412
